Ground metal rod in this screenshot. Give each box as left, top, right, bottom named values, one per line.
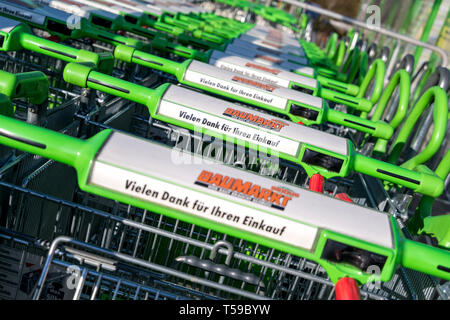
left=280, top=0, right=448, bottom=66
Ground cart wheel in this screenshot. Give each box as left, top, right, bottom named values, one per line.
left=335, top=277, right=360, bottom=300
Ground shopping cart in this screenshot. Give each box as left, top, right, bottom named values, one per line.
left=0, top=74, right=447, bottom=301
left=0, top=0, right=448, bottom=302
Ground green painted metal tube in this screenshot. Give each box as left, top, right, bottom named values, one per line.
left=388, top=86, right=448, bottom=170
left=400, top=237, right=450, bottom=279
left=372, top=70, right=411, bottom=155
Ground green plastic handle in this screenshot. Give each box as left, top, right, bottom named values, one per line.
left=0, top=70, right=49, bottom=105
left=321, top=88, right=373, bottom=112
left=357, top=59, right=386, bottom=105
left=150, top=36, right=211, bottom=62
left=325, top=33, right=338, bottom=60
left=372, top=70, right=411, bottom=154
left=388, top=86, right=448, bottom=170
left=316, top=76, right=360, bottom=96
left=75, top=19, right=149, bottom=51
left=408, top=150, right=450, bottom=234
left=0, top=22, right=114, bottom=74
left=141, top=16, right=185, bottom=36
left=177, top=33, right=227, bottom=51
left=400, top=238, right=450, bottom=279
left=114, top=45, right=186, bottom=78
left=353, top=153, right=444, bottom=197
left=327, top=109, right=393, bottom=139
left=0, top=113, right=84, bottom=167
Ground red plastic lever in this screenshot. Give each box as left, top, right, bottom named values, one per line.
left=335, top=278, right=361, bottom=300
left=309, top=174, right=324, bottom=193
left=335, top=193, right=353, bottom=203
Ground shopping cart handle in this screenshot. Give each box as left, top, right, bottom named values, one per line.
left=401, top=238, right=450, bottom=280
left=0, top=70, right=49, bottom=105
left=327, top=110, right=394, bottom=140
left=388, top=86, right=448, bottom=170
left=321, top=88, right=373, bottom=112
left=150, top=36, right=212, bottom=62
left=357, top=59, right=386, bottom=105
left=353, top=153, right=444, bottom=197
left=371, top=69, right=410, bottom=130
left=0, top=17, right=114, bottom=74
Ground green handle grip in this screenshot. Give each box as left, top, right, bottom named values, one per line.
left=371, top=70, right=410, bottom=129
left=321, top=88, right=373, bottom=112
left=0, top=93, right=13, bottom=117
left=372, top=70, right=411, bottom=154
left=388, top=86, right=448, bottom=170
left=353, top=154, right=444, bottom=197
left=325, top=33, right=338, bottom=60
left=114, top=45, right=186, bottom=79
left=0, top=70, right=49, bottom=105
left=152, top=21, right=185, bottom=36
left=400, top=239, right=450, bottom=279
left=63, top=63, right=156, bottom=105
left=327, top=109, right=393, bottom=139
left=192, top=29, right=227, bottom=45
left=357, top=59, right=386, bottom=105
left=177, top=33, right=227, bottom=51
left=150, top=36, right=211, bottom=62
left=0, top=113, right=83, bottom=167
left=3, top=25, right=114, bottom=74
left=163, top=16, right=194, bottom=31
left=76, top=19, right=149, bottom=51
left=63, top=62, right=166, bottom=112
left=317, top=76, right=360, bottom=96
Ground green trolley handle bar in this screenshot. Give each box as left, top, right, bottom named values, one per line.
left=113, top=45, right=392, bottom=139
left=0, top=70, right=49, bottom=109
left=0, top=2, right=152, bottom=50
left=408, top=150, right=450, bottom=235
left=0, top=110, right=448, bottom=286
left=387, top=86, right=448, bottom=171
left=5, top=0, right=215, bottom=64
left=40, top=0, right=172, bottom=40
left=63, top=62, right=443, bottom=197
left=64, top=0, right=190, bottom=38
left=371, top=70, right=411, bottom=155
left=0, top=16, right=114, bottom=74
left=97, top=0, right=229, bottom=45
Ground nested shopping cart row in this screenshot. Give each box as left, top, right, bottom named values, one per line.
left=0, top=0, right=448, bottom=298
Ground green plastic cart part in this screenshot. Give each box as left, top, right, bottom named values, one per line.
left=0, top=109, right=448, bottom=286
left=420, top=215, right=450, bottom=249
left=33, top=0, right=216, bottom=63
left=317, top=57, right=386, bottom=103
left=0, top=70, right=49, bottom=107
left=0, top=1, right=150, bottom=51
left=0, top=19, right=114, bottom=74
left=371, top=70, right=411, bottom=155
left=408, top=150, right=450, bottom=237
left=325, top=33, right=339, bottom=60
left=387, top=86, right=448, bottom=171
left=113, top=45, right=391, bottom=138
left=63, top=62, right=443, bottom=197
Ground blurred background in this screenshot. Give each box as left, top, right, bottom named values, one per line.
left=254, top=0, right=449, bottom=67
